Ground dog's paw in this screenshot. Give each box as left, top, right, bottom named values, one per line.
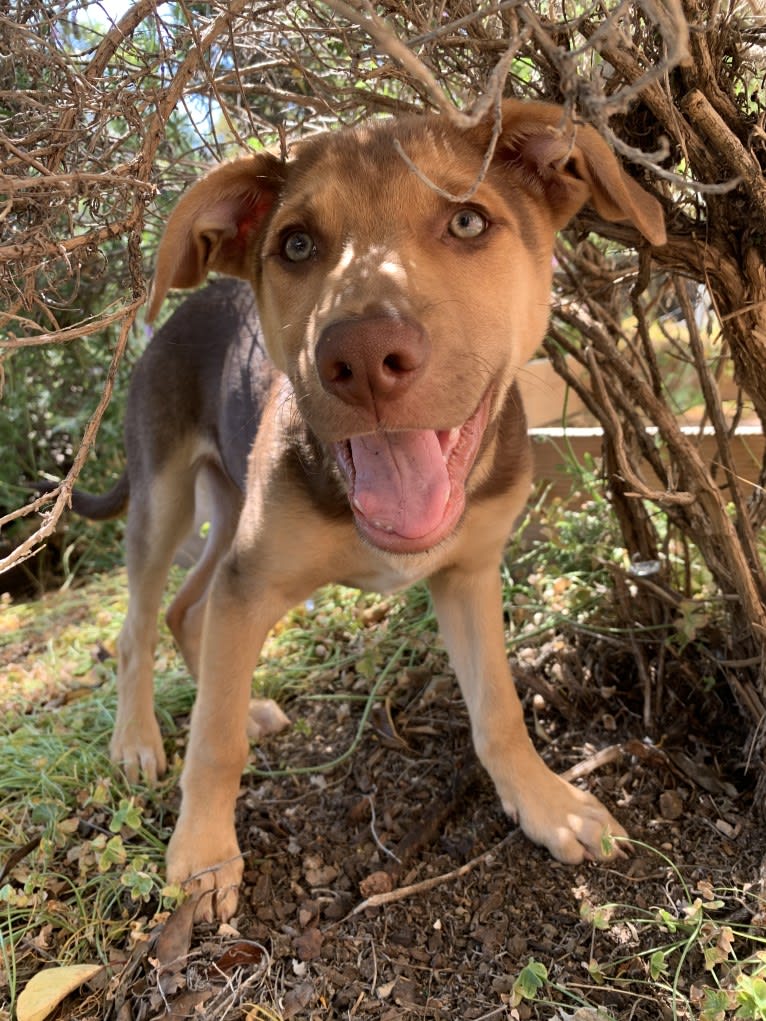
left=247, top=697, right=290, bottom=740
left=110, top=716, right=167, bottom=784
left=505, top=771, right=627, bottom=864
left=166, top=820, right=243, bottom=923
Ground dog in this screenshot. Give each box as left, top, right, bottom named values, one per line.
left=64, top=99, right=665, bottom=922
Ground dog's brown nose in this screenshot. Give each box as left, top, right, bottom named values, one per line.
left=316, top=315, right=429, bottom=413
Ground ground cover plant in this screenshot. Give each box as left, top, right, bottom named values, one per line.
left=3, top=487, right=766, bottom=1019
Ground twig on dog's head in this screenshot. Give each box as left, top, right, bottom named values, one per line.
left=391, top=72, right=511, bottom=204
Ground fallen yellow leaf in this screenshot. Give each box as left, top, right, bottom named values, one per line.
left=17, top=964, right=103, bottom=1021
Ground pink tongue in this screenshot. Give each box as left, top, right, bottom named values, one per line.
left=350, top=430, right=450, bottom=539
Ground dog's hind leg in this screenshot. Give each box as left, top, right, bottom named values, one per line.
left=165, top=461, right=242, bottom=680
left=163, top=462, right=290, bottom=744
left=112, top=452, right=196, bottom=783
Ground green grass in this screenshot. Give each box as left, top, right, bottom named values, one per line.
left=0, top=572, right=186, bottom=1017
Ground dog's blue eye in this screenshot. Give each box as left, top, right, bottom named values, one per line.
left=449, top=209, right=487, bottom=239
left=282, top=230, right=315, bottom=262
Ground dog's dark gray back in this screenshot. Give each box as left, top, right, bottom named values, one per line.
left=128, top=278, right=274, bottom=491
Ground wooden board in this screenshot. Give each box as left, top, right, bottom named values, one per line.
left=530, top=425, right=765, bottom=504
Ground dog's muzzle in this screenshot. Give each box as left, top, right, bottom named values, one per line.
left=333, top=387, right=492, bottom=554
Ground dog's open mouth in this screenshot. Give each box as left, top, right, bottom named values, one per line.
left=334, top=389, right=492, bottom=554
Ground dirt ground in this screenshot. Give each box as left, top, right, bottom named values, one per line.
left=103, top=633, right=766, bottom=1021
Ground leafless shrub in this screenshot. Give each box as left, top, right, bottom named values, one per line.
left=2, top=2, right=766, bottom=739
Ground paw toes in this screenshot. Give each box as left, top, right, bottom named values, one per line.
left=111, top=721, right=167, bottom=785
left=173, top=873, right=241, bottom=924
left=247, top=698, right=290, bottom=740
left=112, top=743, right=166, bottom=785
left=167, top=836, right=244, bottom=924
left=122, top=757, right=139, bottom=786
left=570, top=807, right=627, bottom=862
left=515, top=776, right=627, bottom=866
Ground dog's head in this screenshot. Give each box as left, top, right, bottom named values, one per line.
left=148, top=100, right=664, bottom=554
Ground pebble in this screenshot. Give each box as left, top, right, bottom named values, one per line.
left=659, top=789, right=684, bottom=820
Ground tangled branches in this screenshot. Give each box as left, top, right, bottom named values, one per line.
left=2, top=1, right=766, bottom=730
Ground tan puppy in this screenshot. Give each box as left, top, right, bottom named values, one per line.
left=92, top=100, right=666, bottom=921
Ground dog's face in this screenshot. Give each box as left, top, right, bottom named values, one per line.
left=252, top=120, right=558, bottom=551
left=254, top=120, right=555, bottom=426
left=148, top=101, right=664, bottom=554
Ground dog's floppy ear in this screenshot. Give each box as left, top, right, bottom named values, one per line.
left=495, top=100, right=666, bottom=246
left=147, top=152, right=287, bottom=321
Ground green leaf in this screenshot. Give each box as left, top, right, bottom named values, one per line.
left=109, top=798, right=143, bottom=834
left=587, top=958, right=607, bottom=984
left=121, top=866, right=155, bottom=900
left=97, top=834, right=126, bottom=873
left=512, top=959, right=548, bottom=1004
left=698, top=986, right=733, bottom=1021
left=599, top=829, right=618, bottom=858
left=579, top=900, right=614, bottom=930
left=650, top=950, right=668, bottom=980
left=735, top=974, right=766, bottom=1018
left=656, top=907, right=678, bottom=933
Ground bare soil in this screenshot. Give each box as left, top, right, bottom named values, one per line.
left=108, top=636, right=765, bottom=1021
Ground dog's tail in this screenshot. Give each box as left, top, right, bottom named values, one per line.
left=37, top=471, right=130, bottom=521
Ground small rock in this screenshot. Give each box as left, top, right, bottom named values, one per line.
left=303, top=854, right=338, bottom=886
left=659, top=789, right=684, bottom=820
left=294, top=926, right=323, bottom=961
left=715, top=817, right=738, bottom=838
left=360, top=870, right=393, bottom=898
left=283, top=980, right=314, bottom=1018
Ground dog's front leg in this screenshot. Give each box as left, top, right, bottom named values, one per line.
left=428, top=564, right=626, bottom=863
left=166, top=548, right=313, bottom=923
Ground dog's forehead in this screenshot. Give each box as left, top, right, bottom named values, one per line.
left=282, top=117, right=483, bottom=214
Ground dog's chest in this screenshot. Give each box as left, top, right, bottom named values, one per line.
left=338, top=541, right=446, bottom=596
